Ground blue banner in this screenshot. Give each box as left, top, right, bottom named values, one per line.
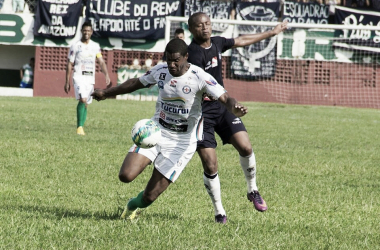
left=86, top=0, right=182, bottom=39
left=334, top=6, right=380, bottom=52
left=34, top=0, right=82, bottom=38
left=231, top=2, right=280, bottom=79
left=184, top=0, right=234, bottom=33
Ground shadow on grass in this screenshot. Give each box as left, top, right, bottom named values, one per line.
left=2, top=204, right=122, bottom=221
left=2, top=204, right=185, bottom=222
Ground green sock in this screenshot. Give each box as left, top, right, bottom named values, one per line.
left=76, top=102, right=85, bottom=127
left=128, top=190, right=152, bottom=211
left=82, top=106, right=87, bottom=127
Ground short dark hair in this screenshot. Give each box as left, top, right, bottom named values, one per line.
left=30, top=57, right=35, bottom=62
left=188, top=12, right=208, bottom=29
left=174, top=28, right=184, bottom=35
left=82, top=21, right=92, bottom=30
left=165, top=38, right=188, bottom=57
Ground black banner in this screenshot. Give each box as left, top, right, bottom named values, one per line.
left=184, top=0, right=233, bottom=33
left=282, top=2, right=329, bottom=25
left=334, top=6, right=380, bottom=52
left=231, top=2, right=280, bottom=79
left=34, top=0, right=82, bottom=38
left=86, top=0, right=182, bottom=39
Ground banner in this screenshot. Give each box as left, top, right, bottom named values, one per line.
left=282, top=2, right=329, bottom=25
left=231, top=2, right=280, bottom=79
left=86, top=0, right=182, bottom=39
left=33, top=0, right=82, bottom=38
left=334, top=6, right=380, bottom=53
left=184, top=0, right=233, bottom=33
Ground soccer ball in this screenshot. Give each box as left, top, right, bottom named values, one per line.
left=131, top=119, right=161, bottom=148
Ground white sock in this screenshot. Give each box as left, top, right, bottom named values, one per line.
left=203, top=172, right=226, bottom=216
left=240, top=151, right=258, bottom=193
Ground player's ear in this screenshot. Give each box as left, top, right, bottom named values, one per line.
left=185, top=53, right=189, bottom=60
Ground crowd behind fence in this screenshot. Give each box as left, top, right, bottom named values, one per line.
left=1, top=0, right=379, bottom=16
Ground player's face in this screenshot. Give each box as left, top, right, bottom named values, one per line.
left=175, top=33, right=185, bottom=40
left=81, top=26, right=93, bottom=41
left=166, top=52, right=189, bottom=77
left=189, top=14, right=212, bottom=41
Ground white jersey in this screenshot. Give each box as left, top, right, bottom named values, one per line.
left=68, top=40, right=102, bottom=85
left=139, top=63, right=226, bottom=142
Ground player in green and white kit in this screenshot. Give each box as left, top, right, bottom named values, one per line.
left=19, top=57, right=34, bottom=88
left=64, top=21, right=111, bottom=135
left=91, top=39, right=248, bottom=221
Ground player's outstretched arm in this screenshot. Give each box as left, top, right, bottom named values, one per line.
left=218, top=93, right=248, bottom=118
left=233, top=21, right=288, bottom=48
left=92, top=77, right=145, bottom=101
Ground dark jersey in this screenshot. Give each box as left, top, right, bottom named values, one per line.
left=188, top=36, right=235, bottom=87
left=187, top=36, right=246, bottom=148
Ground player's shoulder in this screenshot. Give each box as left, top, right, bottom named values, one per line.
left=188, top=40, right=203, bottom=53
left=70, top=40, right=80, bottom=48
left=211, top=36, right=232, bottom=44
left=189, top=64, right=203, bottom=73
left=188, top=64, right=210, bottom=81
left=151, top=62, right=168, bottom=72
left=89, top=40, right=101, bottom=49
left=143, top=63, right=169, bottom=78
left=188, top=42, right=204, bottom=64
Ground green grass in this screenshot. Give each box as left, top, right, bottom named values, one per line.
left=0, top=97, right=379, bottom=249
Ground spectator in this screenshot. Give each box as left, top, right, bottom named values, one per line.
left=19, top=57, right=34, bottom=88
left=162, top=28, right=186, bottom=62
left=174, top=28, right=185, bottom=40
left=342, top=0, right=371, bottom=8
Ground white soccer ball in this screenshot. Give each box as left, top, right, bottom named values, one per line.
left=131, top=119, right=161, bottom=149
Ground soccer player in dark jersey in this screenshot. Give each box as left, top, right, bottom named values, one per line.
left=187, top=12, right=288, bottom=224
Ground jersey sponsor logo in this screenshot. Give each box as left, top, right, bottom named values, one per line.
left=182, top=85, right=191, bottom=94
left=82, top=71, right=93, bottom=76
left=81, top=58, right=95, bottom=65
left=212, top=56, right=218, bottom=67
left=170, top=80, right=177, bottom=87
left=205, top=61, right=211, bottom=70
left=159, top=73, right=167, bottom=80
left=161, top=102, right=189, bottom=114
left=177, top=159, right=183, bottom=167
left=232, top=118, right=242, bottom=125
left=165, top=115, right=187, bottom=123
left=158, top=80, right=164, bottom=89
left=144, top=70, right=151, bottom=76
left=159, top=118, right=188, bottom=132
left=162, top=97, right=186, bottom=104
left=205, top=79, right=217, bottom=86
left=205, top=57, right=218, bottom=70
left=160, top=111, right=166, bottom=120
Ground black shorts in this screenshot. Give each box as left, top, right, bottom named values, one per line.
left=197, top=101, right=247, bottom=149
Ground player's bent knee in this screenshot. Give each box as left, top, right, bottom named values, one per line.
left=118, top=171, right=136, bottom=183
left=240, top=145, right=253, bottom=157
left=202, top=161, right=218, bottom=175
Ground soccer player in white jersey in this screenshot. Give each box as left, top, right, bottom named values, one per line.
left=64, top=21, right=111, bottom=135
left=91, top=38, right=248, bottom=221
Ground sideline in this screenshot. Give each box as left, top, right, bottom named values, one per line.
left=0, top=87, right=33, bottom=97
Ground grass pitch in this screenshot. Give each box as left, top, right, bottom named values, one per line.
left=0, top=97, right=379, bottom=249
